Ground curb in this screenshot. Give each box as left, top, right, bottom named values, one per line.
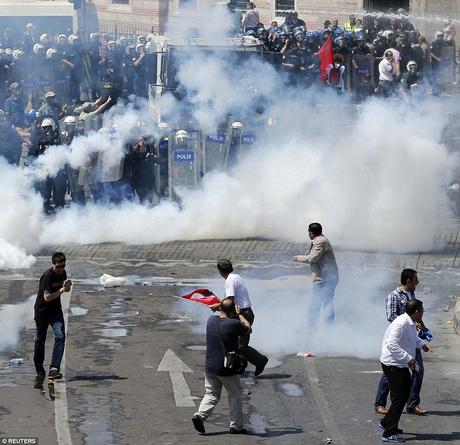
left=454, top=300, right=460, bottom=335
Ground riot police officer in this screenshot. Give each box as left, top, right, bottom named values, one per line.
left=62, top=115, right=85, bottom=205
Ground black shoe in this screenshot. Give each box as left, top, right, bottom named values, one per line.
left=229, top=427, right=248, bottom=434
left=192, top=415, right=205, bottom=434
left=34, top=374, right=45, bottom=389
left=48, top=369, right=63, bottom=380
left=379, top=423, right=403, bottom=434
left=254, top=356, right=268, bottom=377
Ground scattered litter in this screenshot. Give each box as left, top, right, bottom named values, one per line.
left=442, top=305, right=451, bottom=312
left=8, top=358, right=24, bottom=367
left=313, top=377, right=321, bottom=384
left=422, top=287, right=432, bottom=294
left=142, top=281, right=152, bottom=286
left=70, top=307, right=89, bottom=316
left=99, top=274, right=134, bottom=288
left=449, top=295, right=457, bottom=300
left=447, top=320, right=453, bottom=324
left=297, top=352, right=315, bottom=358
left=325, top=438, right=333, bottom=444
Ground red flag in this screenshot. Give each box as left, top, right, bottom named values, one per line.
left=175, top=289, right=221, bottom=307
left=316, top=36, right=333, bottom=81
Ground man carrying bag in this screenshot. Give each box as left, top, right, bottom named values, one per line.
left=192, top=298, right=251, bottom=435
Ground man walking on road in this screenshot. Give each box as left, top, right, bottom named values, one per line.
left=33, top=252, right=72, bottom=386
left=192, top=298, right=252, bottom=435
left=379, top=299, right=431, bottom=443
left=214, top=259, right=269, bottom=376
left=374, top=269, right=429, bottom=416
left=293, top=222, right=339, bottom=327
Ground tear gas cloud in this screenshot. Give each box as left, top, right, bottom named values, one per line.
left=0, top=6, right=457, bottom=270
left=174, top=265, right=397, bottom=360
left=0, top=295, right=35, bottom=351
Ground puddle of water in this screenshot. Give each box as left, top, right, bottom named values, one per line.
left=185, top=345, right=206, bottom=351
left=249, top=411, right=268, bottom=434
left=109, top=311, right=139, bottom=318
left=70, top=307, right=89, bottom=316
left=99, top=328, right=127, bottom=337
left=157, top=319, right=190, bottom=325
left=102, top=320, right=122, bottom=328
left=278, top=382, right=304, bottom=397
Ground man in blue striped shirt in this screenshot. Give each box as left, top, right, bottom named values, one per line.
left=374, top=268, right=428, bottom=416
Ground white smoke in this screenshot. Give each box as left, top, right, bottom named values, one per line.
left=0, top=239, right=36, bottom=269
left=0, top=6, right=456, bottom=266
left=0, top=295, right=35, bottom=351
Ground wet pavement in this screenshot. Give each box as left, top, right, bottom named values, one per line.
left=0, top=256, right=459, bottom=445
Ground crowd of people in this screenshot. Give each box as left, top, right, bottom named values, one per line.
left=238, top=4, right=456, bottom=96
left=0, top=13, right=457, bottom=214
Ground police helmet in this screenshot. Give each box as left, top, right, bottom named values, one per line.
left=108, top=40, right=116, bottom=49
left=26, top=23, right=34, bottom=30
left=231, top=121, right=243, bottom=130
left=118, top=36, right=128, bottom=46
left=138, top=35, right=147, bottom=45
left=68, top=34, right=77, bottom=45
left=5, top=48, right=13, bottom=56
left=58, top=34, right=67, bottom=43
left=246, top=29, right=257, bottom=38
left=12, top=49, right=24, bottom=60
left=39, top=33, right=50, bottom=45
left=41, top=118, right=56, bottom=131
left=32, top=43, right=44, bottom=55
left=89, top=33, right=100, bottom=42
left=175, top=130, right=188, bottom=144
left=435, top=31, right=444, bottom=39
left=136, top=44, right=145, bottom=52
left=126, top=45, right=136, bottom=55
left=46, top=48, right=58, bottom=59
left=406, top=60, right=417, bottom=71
left=64, top=115, right=77, bottom=125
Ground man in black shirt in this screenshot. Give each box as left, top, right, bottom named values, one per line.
left=192, top=298, right=251, bottom=435
left=33, top=252, right=72, bottom=385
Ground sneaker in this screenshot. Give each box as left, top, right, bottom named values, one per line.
left=229, top=427, right=248, bottom=434
left=254, top=356, right=268, bottom=377
left=379, top=423, right=403, bottom=434
left=48, top=369, right=63, bottom=380
left=192, top=415, right=205, bottom=434
left=382, top=435, right=405, bottom=443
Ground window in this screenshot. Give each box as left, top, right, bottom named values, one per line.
left=112, top=0, right=129, bottom=4
left=275, top=0, right=294, bottom=11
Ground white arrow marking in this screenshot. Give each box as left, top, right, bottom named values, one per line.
left=158, top=349, right=195, bottom=407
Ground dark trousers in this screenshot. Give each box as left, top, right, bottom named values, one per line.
left=238, top=308, right=267, bottom=368
left=34, top=311, right=66, bottom=372
left=375, top=348, right=424, bottom=410
left=380, top=363, right=411, bottom=437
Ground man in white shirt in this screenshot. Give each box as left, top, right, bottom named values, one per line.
left=214, top=259, right=268, bottom=376
left=379, top=299, right=431, bottom=443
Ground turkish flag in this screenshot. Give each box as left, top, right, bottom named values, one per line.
left=176, top=289, right=221, bottom=307
left=316, top=36, right=333, bottom=81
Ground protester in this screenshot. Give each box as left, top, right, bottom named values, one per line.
left=293, top=222, right=339, bottom=327
left=33, top=252, right=72, bottom=387
left=379, top=299, right=431, bottom=443
left=374, top=269, right=429, bottom=416
left=241, top=1, right=259, bottom=33
left=192, top=297, right=251, bottom=435
left=211, top=259, right=269, bottom=376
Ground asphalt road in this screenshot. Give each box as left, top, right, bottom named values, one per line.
left=0, top=256, right=459, bottom=445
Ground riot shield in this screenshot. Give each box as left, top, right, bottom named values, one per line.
left=439, top=45, right=456, bottom=92
left=351, top=53, right=374, bottom=92
left=78, top=153, right=99, bottom=186
left=203, top=132, right=228, bottom=173
left=226, top=122, right=256, bottom=169
left=95, top=130, right=125, bottom=183
left=168, top=130, right=202, bottom=200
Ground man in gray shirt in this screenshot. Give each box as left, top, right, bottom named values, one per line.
left=293, top=222, right=339, bottom=328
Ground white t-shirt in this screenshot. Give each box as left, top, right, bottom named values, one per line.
left=225, top=273, right=252, bottom=309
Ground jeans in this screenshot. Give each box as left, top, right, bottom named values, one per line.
left=34, top=311, right=66, bottom=371
left=308, top=279, right=338, bottom=328
left=194, top=373, right=243, bottom=428
left=374, top=348, right=424, bottom=410
left=380, top=364, right=411, bottom=437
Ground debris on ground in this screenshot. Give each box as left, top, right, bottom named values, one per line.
left=100, top=274, right=134, bottom=288
left=297, top=352, right=315, bottom=358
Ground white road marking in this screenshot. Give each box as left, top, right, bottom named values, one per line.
left=158, top=349, right=195, bottom=407
left=54, top=289, right=73, bottom=445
